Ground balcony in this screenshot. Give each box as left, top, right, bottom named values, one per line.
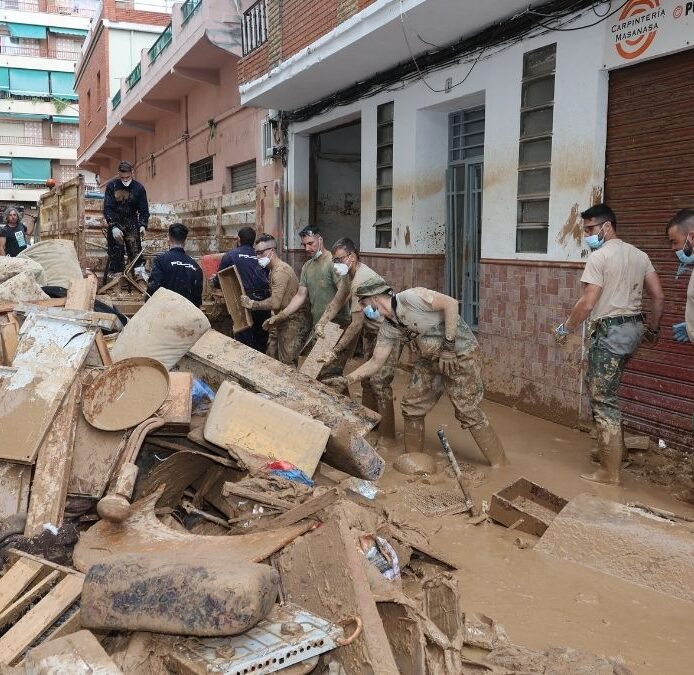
left=180, top=0, right=201, bottom=26
left=239, top=0, right=532, bottom=109
left=126, top=63, right=141, bottom=90
left=0, top=135, right=77, bottom=147
left=147, top=22, right=172, bottom=63
left=111, top=89, right=121, bottom=110
left=241, top=0, right=266, bottom=56
left=0, top=0, right=97, bottom=18
left=0, top=44, right=82, bottom=61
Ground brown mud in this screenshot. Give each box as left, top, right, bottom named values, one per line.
left=341, top=366, right=694, bottom=675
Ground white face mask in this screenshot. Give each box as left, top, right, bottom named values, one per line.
left=258, top=256, right=271, bottom=268
left=333, top=262, right=349, bottom=276
left=121, top=178, right=132, bottom=187
left=312, top=249, right=322, bottom=260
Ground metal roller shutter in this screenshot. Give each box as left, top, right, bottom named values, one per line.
left=230, top=160, right=256, bottom=192
left=605, top=49, right=694, bottom=453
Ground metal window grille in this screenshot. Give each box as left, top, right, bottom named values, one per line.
left=449, top=107, right=484, bottom=164
left=242, top=0, right=267, bottom=56
left=112, top=90, right=121, bottom=110
left=189, top=155, right=213, bottom=185
left=126, top=63, right=141, bottom=90
left=516, top=43, right=556, bottom=254
left=148, top=24, right=173, bottom=63
left=375, top=101, right=394, bottom=249
left=230, top=160, right=256, bottom=192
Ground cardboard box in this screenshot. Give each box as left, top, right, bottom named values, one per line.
left=489, top=477, right=567, bottom=537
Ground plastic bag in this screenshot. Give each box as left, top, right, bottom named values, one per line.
left=192, top=377, right=215, bottom=414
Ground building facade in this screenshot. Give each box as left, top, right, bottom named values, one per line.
left=76, top=0, right=283, bottom=255
left=0, top=0, right=95, bottom=219
left=237, top=0, right=694, bottom=452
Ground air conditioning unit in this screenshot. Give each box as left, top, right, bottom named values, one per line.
left=262, top=118, right=280, bottom=160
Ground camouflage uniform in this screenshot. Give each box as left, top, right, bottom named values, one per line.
left=361, top=322, right=400, bottom=419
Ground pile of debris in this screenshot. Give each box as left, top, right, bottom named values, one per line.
left=0, top=251, right=637, bottom=674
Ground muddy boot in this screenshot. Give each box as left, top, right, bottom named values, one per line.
left=469, top=423, right=509, bottom=468
left=581, top=430, right=623, bottom=486
left=403, top=416, right=425, bottom=455
left=376, top=398, right=397, bottom=450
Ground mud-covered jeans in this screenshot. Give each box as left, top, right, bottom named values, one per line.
left=587, top=319, right=643, bottom=443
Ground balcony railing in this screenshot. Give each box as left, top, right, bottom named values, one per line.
left=148, top=23, right=172, bottom=63
left=111, top=89, right=121, bottom=110
left=0, top=180, right=51, bottom=189
left=0, top=44, right=82, bottom=61
left=0, top=0, right=97, bottom=17
left=242, top=0, right=267, bottom=56
left=180, top=0, right=202, bottom=26
left=126, top=63, right=141, bottom=90
left=0, top=135, right=78, bottom=147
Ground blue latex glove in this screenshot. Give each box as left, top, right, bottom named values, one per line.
left=673, top=322, right=690, bottom=343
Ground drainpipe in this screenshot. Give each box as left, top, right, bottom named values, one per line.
left=184, top=95, right=190, bottom=200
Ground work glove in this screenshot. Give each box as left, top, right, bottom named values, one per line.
left=553, top=322, right=569, bottom=345
left=322, top=375, right=349, bottom=392
left=314, top=321, right=327, bottom=339
left=672, top=322, right=689, bottom=343
left=139, top=226, right=146, bottom=238
left=438, top=347, right=459, bottom=376
left=262, top=312, right=286, bottom=331
left=643, top=325, right=660, bottom=345
left=240, top=295, right=254, bottom=310
left=111, top=226, right=124, bottom=243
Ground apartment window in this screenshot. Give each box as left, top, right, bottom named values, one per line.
left=229, top=160, right=256, bottom=192
left=242, top=0, right=267, bottom=56
left=189, top=155, right=213, bottom=185
left=86, top=88, right=91, bottom=123
left=516, top=43, right=556, bottom=254
left=96, top=70, right=101, bottom=102
left=376, top=101, right=393, bottom=249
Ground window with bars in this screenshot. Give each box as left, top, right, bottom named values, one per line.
left=449, top=107, right=484, bottom=164
left=189, top=155, right=213, bottom=185
left=375, top=101, right=393, bottom=249
left=516, top=43, right=556, bottom=254
left=242, top=0, right=267, bottom=56
left=229, top=160, right=256, bottom=192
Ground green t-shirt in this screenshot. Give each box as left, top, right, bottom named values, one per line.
left=299, top=252, right=350, bottom=326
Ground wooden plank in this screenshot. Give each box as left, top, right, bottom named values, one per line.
left=0, top=570, right=60, bottom=630
left=204, top=382, right=329, bottom=477
left=24, top=382, right=81, bottom=537
left=0, top=298, right=65, bottom=314
left=95, top=330, right=113, bottom=366
left=65, top=276, right=97, bottom=311
left=23, top=629, right=121, bottom=674
left=13, top=305, right=119, bottom=332
left=0, top=559, right=43, bottom=614
left=5, top=550, right=83, bottom=577
left=299, top=321, right=343, bottom=378
left=0, top=573, right=83, bottom=665
left=0, top=321, right=18, bottom=366
left=0, top=316, right=95, bottom=465
left=217, top=265, right=252, bottom=334
left=0, top=462, right=31, bottom=520
left=221, top=482, right=294, bottom=511
left=40, top=607, right=82, bottom=643
left=261, top=488, right=339, bottom=530
left=152, top=371, right=193, bottom=435
left=180, top=330, right=384, bottom=481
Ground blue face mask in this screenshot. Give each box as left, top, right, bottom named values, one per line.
left=585, top=225, right=605, bottom=250
left=363, top=305, right=380, bottom=321
left=675, top=249, right=694, bottom=265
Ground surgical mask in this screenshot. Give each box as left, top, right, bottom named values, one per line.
left=585, top=226, right=605, bottom=250
left=675, top=249, right=694, bottom=265
left=333, top=262, right=349, bottom=276
left=258, top=256, right=271, bottom=268
left=363, top=305, right=380, bottom=321
left=121, top=178, right=132, bottom=187
left=312, top=249, right=322, bottom=260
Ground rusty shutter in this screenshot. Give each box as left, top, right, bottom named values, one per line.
left=605, top=49, right=694, bottom=453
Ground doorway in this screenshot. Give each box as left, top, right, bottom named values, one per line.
left=309, top=120, right=361, bottom=249
left=446, top=106, right=484, bottom=328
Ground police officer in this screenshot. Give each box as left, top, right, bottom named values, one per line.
left=146, top=223, right=203, bottom=307
left=104, top=160, right=150, bottom=277
left=554, top=204, right=664, bottom=486
left=336, top=279, right=509, bottom=468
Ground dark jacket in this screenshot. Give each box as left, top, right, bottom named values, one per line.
left=0, top=224, right=28, bottom=256
left=103, top=178, right=149, bottom=231
left=147, top=247, right=203, bottom=307
left=217, top=244, right=269, bottom=299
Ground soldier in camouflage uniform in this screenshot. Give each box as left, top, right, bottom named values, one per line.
left=337, top=278, right=508, bottom=467
left=241, top=234, right=310, bottom=367
left=554, top=204, right=663, bottom=486
left=315, top=238, right=401, bottom=447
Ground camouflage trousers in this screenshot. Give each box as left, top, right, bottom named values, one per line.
left=401, top=350, right=487, bottom=429
left=361, top=327, right=400, bottom=414
left=586, top=319, right=642, bottom=443
left=267, top=314, right=310, bottom=368
left=107, top=222, right=142, bottom=274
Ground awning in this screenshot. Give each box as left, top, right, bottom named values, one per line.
left=9, top=69, right=50, bottom=96
left=52, top=115, right=79, bottom=124
left=11, top=158, right=51, bottom=184
left=0, top=68, right=8, bottom=91
left=0, top=112, right=49, bottom=121
left=50, top=71, right=77, bottom=99
left=48, top=26, right=88, bottom=37
left=5, top=23, right=47, bottom=39
left=0, top=158, right=11, bottom=164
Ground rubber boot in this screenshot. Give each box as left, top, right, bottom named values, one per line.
left=469, top=423, right=509, bottom=468
left=376, top=397, right=397, bottom=450
left=581, top=426, right=623, bottom=486
left=403, top=416, right=425, bottom=455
